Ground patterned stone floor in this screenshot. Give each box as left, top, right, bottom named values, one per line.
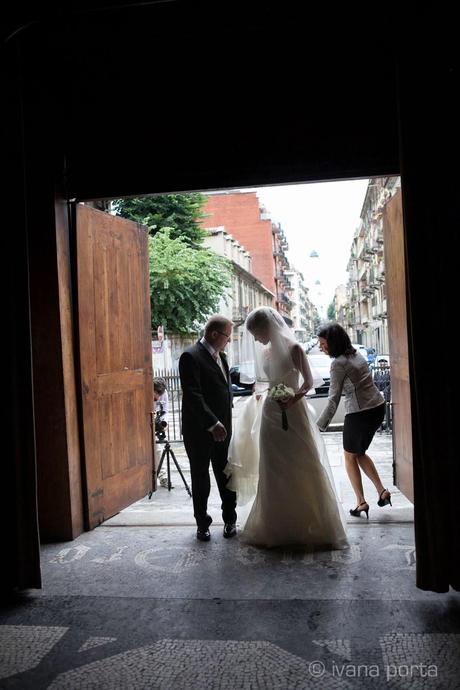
left=1, top=523, right=459, bottom=689
left=0, top=411, right=454, bottom=689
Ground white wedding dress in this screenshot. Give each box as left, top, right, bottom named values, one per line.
left=227, top=352, right=349, bottom=551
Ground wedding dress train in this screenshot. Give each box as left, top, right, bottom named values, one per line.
left=227, top=364, right=348, bottom=551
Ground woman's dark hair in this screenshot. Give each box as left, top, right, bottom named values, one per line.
left=317, top=323, right=356, bottom=358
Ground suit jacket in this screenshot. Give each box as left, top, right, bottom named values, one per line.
left=179, top=341, right=233, bottom=443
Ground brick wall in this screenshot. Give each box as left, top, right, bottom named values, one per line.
left=202, top=192, right=276, bottom=293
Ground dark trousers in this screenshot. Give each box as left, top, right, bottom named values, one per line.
left=183, top=433, right=237, bottom=530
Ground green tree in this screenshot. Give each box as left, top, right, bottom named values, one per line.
left=327, top=302, right=336, bottom=320
left=150, top=229, right=231, bottom=334
left=113, top=192, right=207, bottom=248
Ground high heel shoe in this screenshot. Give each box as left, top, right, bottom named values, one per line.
left=377, top=488, right=392, bottom=507
left=349, top=501, right=369, bottom=518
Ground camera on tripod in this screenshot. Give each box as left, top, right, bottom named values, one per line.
left=154, top=403, right=168, bottom=442
left=149, top=390, right=192, bottom=499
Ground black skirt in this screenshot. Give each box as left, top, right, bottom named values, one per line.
left=343, top=403, right=386, bottom=454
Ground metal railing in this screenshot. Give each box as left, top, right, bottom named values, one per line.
left=372, top=365, right=392, bottom=433
left=153, top=364, right=393, bottom=442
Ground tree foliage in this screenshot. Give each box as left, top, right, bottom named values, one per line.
left=150, top=230, right=232, bottom=335
left=113, top=193, right=208, bottom=248
left=327, top=302, right=336, bottom=320
left=114, top=192, right=232, bottom=335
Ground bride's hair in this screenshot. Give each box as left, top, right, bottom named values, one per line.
left=246, top=309, right=270, bottom=333
left=246, top=307, right=285, bottom=334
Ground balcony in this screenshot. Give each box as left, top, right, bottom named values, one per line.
left=358, top=264, right=368, bottom=281
left=361, top=287, right=374, bottom=300
left=363, top=284, right=375, bottom=293
left=369, top=268, right=380, bottom=288
left=363, top=241, right=377, bottom=258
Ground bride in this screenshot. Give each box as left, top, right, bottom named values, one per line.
left=225, top=306, right=348, bottom=551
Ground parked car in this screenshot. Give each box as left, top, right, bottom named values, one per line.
left=305, top=352, right=332, bottom=393
left=231, top=384, right=253, bottom=397
left=366, top=347, right=376, bottom=365
left=351, top=343, right=369, bottom=363
left=229, top=366, right=253, bottom=397
left=230, top=355, right=347, bottom=423
left=305, top=336, right=318, bottom=352
left=305, top=352, right=345, bottom=427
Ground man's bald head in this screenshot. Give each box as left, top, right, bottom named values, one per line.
left=204, top=315, right=233, bottom=352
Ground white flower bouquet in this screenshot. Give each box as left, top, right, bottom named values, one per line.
left=268, top=383, right=295, bottom=430
left=268, top=383, right=295, bottom=402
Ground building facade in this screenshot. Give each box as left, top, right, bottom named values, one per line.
left=283, top=268, right=316, bottom=342
left=345, top=176, right=401, bottom=353
left=333, top=284, right=348, bottom=329
left=202, top=191, right=293, bottom=321
left=203, top=226, right=274, bottom=366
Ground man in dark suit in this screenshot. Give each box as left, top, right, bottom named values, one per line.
left=179, top=315, right=237, bottom=541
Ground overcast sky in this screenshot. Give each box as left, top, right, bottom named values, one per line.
left=246, top=179, right=370, bottom=317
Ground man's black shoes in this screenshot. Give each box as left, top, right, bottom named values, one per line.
left=196, top=521, right=237, bottom=540
left=223, top=522, right=237, bottom=539
left=196, top=527, right=211, bottom=542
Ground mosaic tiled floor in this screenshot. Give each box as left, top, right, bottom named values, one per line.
left=1, top=524, right=459, bottom=689
left=37, top=524, right=424, bottom=601
left=2, top=632, right=459, bottom=689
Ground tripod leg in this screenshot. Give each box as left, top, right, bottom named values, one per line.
left=149, top=446, right=166, bottom=499
left=169, top=447, right=192, bottom=497
left=149, top=411, right=155, bottom=499
left=157, top=448, right=165, bottom=474
left=166, top=446, right=172, bottom=491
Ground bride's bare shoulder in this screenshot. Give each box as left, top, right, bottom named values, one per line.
left=289, top=342, right=304, bottom=367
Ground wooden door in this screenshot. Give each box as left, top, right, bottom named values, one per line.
left=383, top=190, right=414, bottom=502
left=76, top=204, right=153, bottom=528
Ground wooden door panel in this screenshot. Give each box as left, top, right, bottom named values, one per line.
left=383, top=190, right=414, bottom=502
left=77, top=204, right=153, bottom=528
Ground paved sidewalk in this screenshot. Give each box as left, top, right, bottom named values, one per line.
left=105, top=399, right=413, bottom=528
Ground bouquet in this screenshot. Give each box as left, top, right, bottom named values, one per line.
left=268, top=383, right=295, bottom=430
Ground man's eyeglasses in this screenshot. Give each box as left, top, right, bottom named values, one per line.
left=216, top=330, right=232, bottom=339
